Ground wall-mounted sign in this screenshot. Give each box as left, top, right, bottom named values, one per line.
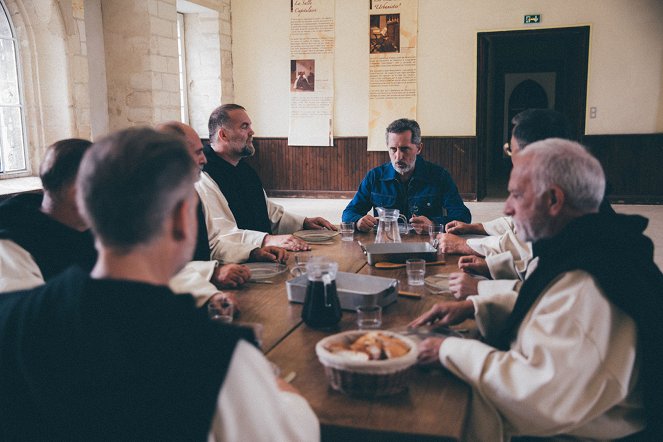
left=524, top=14, right=541, bottom=24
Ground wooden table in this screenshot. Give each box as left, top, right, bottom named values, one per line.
left=233, top=231, right=471, bottom=441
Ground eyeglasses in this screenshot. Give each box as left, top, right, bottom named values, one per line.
left=503, top=142, right=513, bottom=157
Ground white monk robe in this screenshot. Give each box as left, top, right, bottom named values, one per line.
left=438, top=270, right=644, bottom=441
left=195, top=172, right=305, bottom=263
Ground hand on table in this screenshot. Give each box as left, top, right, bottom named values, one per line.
left=458, top=255, right=490, bottom=278
left=263, top=234, right=311, bottom=251
left=249, top=246, right=289, bottom=263
left=208, top=291, right=240, bottom=315
left=303, top=217, right=337, bottom=231
left=448, top=272, right=479, bottom=299
left=408, top=299, right=474, bottom=329
left=356, top=215, right=378, bottom=232
left=436, top=233, right=476, bottom=255
left=444, top=221, right=487, bottom=236
left=409, top=215, right=433, bottom=234
left=212, top=263, right=251, bottom=289
left=417, top=337, right=445, bottom=367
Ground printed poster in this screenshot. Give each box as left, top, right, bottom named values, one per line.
left=368, top=0, right=418, bottom=151
left=288, top=0, right=335, bottom=146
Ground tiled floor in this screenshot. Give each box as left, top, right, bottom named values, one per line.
left=273, top=198, right=663, bottom=270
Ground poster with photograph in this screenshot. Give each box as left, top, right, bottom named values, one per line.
left=368, top=0, right=418, bottom=151
left=288, top=0, right=335, bottom=146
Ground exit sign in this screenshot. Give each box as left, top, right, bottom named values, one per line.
left=524, top=14, right=541, bottom=24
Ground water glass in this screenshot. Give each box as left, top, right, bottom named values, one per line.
left=356, top=304, right=382, bottom=329
left=428, top=224, right=444, bottom=246
left=406, top=259, right=426, bottom=286
left=291, top=252, right=312, bottom=276
left=208, top=298, right=234, bottom=323
left=340, top=222, right=355, bottom=241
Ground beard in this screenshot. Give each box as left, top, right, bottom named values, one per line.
left=240, top=140, right=255, bottom=157
left=393, top=159, right=415, bottom=175
left=514, top=211, right=553, bottom=243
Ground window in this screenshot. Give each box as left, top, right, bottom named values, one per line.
left=176, top=12, right=189, bottom=124
left=0, top=1, right=27, bottom=174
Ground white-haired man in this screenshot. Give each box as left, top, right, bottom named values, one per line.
left=411, top=139, right=662, bottom=440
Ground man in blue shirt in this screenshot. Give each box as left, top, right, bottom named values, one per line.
left=342, top=118, right=471, bottom=232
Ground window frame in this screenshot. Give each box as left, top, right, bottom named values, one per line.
left=176, top=12, right=189, bottom=124
left=0, top=0, right=29, bottom=177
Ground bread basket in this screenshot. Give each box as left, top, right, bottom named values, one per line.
left=315, top=330, right=418, bottom=397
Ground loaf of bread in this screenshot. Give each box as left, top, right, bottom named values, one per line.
left=325, top=332, right=410, bottom=361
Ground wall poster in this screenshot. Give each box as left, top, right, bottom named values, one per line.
left=288, top=0, right=335, bottom=146
left=368, top=0, right=418, bottom=151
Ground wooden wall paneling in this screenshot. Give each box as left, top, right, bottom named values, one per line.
left=248, top=137, right=478, bottom=199
left=583, top=133, right=663, bottom=203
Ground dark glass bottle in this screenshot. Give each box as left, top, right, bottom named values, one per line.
left=302, top=279, right=342, bottom=328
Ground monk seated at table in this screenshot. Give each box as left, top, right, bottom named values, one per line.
left=0, top=129, right=286, bottom=312
left=200, top=104, right=336, bottom=253
left=437, top=109, right=616, bottom=301
left=0, top=127, right=319, bottom=441
left=410, top=139, right=661, bottom=441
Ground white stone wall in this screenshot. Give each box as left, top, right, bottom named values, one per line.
left=2, top=0, right=234, bottom=179
left=182, top=0, right=233, bottom=137
left=102, top=0, right=181, bottom=130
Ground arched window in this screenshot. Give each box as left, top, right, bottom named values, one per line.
left=0, top=1, right=27, bottom=175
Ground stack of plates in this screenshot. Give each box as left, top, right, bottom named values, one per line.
left=293, top=230, right=339, bottom=243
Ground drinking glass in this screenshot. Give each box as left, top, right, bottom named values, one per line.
left=291, top=252, right=312, bottom=276
left=428, top=224, right=444, bottom=247
left=340, top=222, right=354, bottom=241
left=208, top=297, right=234, bottom=323
left=356, top=304, right=382, bottom=329
left=406, top=259, right=426, bottom=286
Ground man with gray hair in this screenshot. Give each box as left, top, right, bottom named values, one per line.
left=411, top=138, right=662, bottom=440
left=342, top=118, right=470, bottom=232
left=439, top=108, right=614, bottom=300
left=0, top=128, right=319, bottom=440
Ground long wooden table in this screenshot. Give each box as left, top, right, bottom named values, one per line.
left=231, top=231, right=471, bottom=441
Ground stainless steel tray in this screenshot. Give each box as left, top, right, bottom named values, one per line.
left=286, top=272, right=398, bottom=311
left=359, top=242, right=438, bottom=265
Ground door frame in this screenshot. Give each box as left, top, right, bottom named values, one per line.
left=476, top=26, right=590, bottom=200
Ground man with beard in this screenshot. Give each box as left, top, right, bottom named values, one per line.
left=199, top=104, right=336, bottom=252
left=410, top=139, right=661, bottom=440
left=342, top=118, right=470, bottom=232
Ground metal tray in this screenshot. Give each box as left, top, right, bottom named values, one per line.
left=286, top=272, right=398, bottom=311
left=359, top=242, right=438, bottom=265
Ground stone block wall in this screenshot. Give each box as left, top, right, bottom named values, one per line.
left=102, top=0, right=181, bottom=130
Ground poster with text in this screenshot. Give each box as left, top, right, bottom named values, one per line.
left=288, top=0, right=335, bottom=146
left=368, top=0, right=418, bottom=151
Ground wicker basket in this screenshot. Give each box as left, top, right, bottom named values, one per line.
left=315, top=330, right=418, bottom=397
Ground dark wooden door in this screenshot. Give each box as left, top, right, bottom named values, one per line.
left=476, top=26, right=590, bottom=199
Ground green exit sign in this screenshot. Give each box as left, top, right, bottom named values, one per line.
left=524, top=14, right=541, bottom=24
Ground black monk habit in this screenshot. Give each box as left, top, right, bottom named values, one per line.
left=0, top=193, right=96, bottom=279
left=0, top=266, right=255, bottom=440
left=203, top=145, right=272, bottom=234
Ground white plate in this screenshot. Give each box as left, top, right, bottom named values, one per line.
left=293, top=230, right=339, bottom=242
left=245, top=262, right=288, bottom=280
